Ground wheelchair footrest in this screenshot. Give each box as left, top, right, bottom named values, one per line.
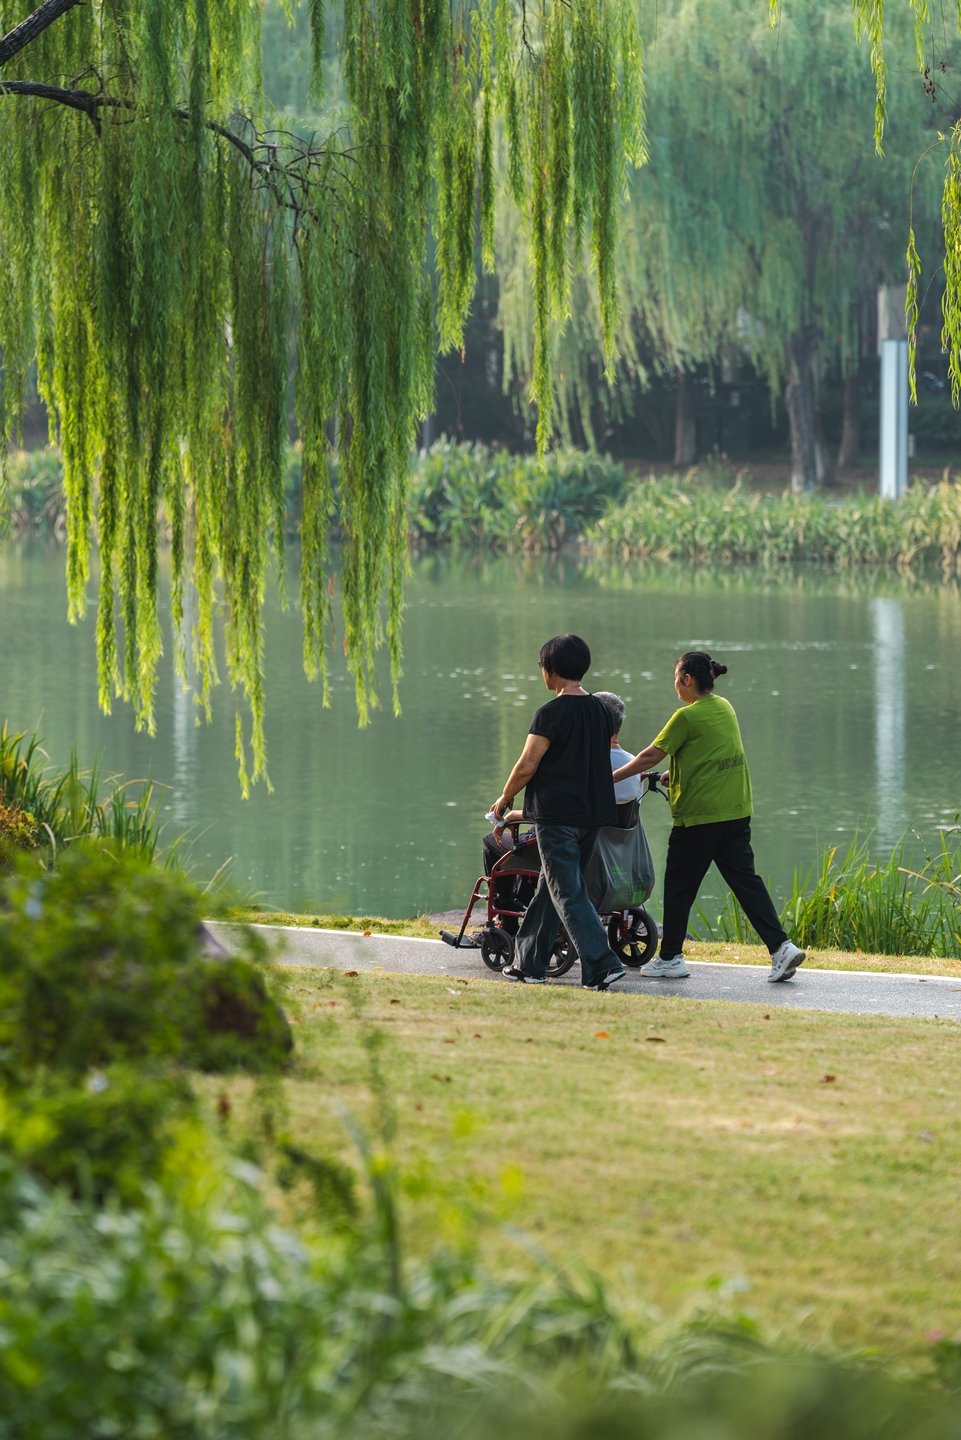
left=439, top=930, right=478, bottom=949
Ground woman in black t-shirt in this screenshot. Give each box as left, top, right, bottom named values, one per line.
left=489, top=634, right=625, bottom=989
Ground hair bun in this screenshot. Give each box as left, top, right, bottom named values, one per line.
left=710, top=660, right=728, bottom=678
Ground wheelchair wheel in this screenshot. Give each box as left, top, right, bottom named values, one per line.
left=480, top=927, right=514, bottom=971
left=547, top=927, right=578, bottom=978
left=607, top=907, right=658, bottom=968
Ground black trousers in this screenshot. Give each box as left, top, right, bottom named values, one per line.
left=660, top=816, right=787, bottom=959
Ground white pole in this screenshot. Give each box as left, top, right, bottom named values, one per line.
left=879, top=337, right=908, bottom=500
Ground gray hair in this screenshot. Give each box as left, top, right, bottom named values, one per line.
left=594, top=691, right=625, bottom=733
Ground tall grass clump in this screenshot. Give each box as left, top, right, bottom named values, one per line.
left=409, top=442, right=631, bottom=551
left=0, top=723, right=168, bottom=864
left=695, top=827, right=961, bottom=956
left=591, top=473, right=961, bottom=570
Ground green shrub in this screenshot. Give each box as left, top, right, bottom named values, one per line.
left=0, top=799, right=37, bottom=870
left=409, top=441, right=631, bottom=550
left=0, top=847, right=291, bottom=1195
left=0, top=847, right=290, bottom=1081
left=0, top=1067, right=194, bottom=1200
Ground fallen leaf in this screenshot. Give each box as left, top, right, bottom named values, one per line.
left=415, top=1103, right=423, bottom=1111
left=763, top=1014, right=770, bottom=1020
left=822, top=1074, right=836, bottom=1084
left=389, top=999, right=400, bottom=1005
left=594, top=1031, right=610, bottom=1039
left=344, top=970, right=358, bottom=977
left=443, top=1038, right=455, bottom=1044
left=717, top=1021, right=723, bottom=1030
left=363, top=931, right=372, bottom=938
left=473, top=1033, right=482, bottom=1038
left=646, top=1036, right=666, bottom=1044
left=525, top=1037, right=533, bottom=1043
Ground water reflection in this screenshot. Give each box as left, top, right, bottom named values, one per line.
left=1, top=544, right=958, bottom=915
left=871, top=597, right=906, bottom=847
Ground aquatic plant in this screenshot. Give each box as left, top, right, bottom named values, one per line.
left=591, top=473, right=961, bottom=571
left=0, top=722, right=167, bottom=862
left=695, top=827, right=961, bottom=958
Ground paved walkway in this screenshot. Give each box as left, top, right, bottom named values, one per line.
left=205, top=922, right=961, bottom=1021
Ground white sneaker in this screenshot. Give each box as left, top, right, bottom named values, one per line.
left=768, top=941, right=805, bottom=982
left=639, top=955, right=690, bottom=979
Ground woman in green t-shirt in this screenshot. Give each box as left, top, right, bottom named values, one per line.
left=612, top=650, right=805, bottom=984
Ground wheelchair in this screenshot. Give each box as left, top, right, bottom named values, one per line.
left=439, top=773, right=667, bottom=978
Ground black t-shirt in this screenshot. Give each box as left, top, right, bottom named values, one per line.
left=522, top=693, right=617, bottom=827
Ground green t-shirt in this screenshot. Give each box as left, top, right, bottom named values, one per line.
left=653, top=694, right=753, bottom=827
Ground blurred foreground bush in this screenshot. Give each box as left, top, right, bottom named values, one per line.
left=0, top=847, right=290, bottom=1197
left=0, top=1150, right=958, bottom=1438
left=0, top=845, right=958, bottom=1435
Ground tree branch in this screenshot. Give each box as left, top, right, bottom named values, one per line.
left=0, top=80, right=258, bottom=167
left=0, top=0, right=83, bottom=68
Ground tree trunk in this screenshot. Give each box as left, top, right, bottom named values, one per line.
left=674, top=368, right=696, bottom=468
left=837, top=368, right=861, bottom=469
left=814, top=403, right=835, bottom=487
left=785, top=334, right=829, bottom=492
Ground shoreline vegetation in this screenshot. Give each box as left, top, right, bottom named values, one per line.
left=9, top=440, right=961, bottom=571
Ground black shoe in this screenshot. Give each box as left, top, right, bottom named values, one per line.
left=503, top=965, right=547, bottom=984
left=584, top=966, right=627, bottom=991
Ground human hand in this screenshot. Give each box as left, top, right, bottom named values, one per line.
left=491, top=795, right=510, bottom=836
left=660, top=770, right=669, bottom=787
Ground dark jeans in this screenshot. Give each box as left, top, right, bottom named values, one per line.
left=514, top=824, right=621, bottom=985
left=660, top=816, right=787, bottom=960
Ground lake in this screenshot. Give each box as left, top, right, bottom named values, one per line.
left=1, top=543, right=959, bottom=919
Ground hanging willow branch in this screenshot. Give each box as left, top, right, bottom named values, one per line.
left=0, top=0, right=644, bottom=790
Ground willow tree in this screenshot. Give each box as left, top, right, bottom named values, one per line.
left=0, top=0, right=643, bottom=787
left=498, top=0, right=947, bottom=488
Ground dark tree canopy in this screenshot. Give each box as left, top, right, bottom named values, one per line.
left=0, top=0, right=642, bottom=787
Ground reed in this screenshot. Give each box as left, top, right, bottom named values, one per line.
left=0, top=723, right=168, bottom=863
left=694, top=826, right=961, bottom=957
left=591, top=473, right=961, bottom=571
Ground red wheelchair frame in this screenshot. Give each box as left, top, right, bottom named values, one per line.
left=439, top=773, right=667, bottom=977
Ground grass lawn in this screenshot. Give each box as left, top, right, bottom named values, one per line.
left=225, top=965, right=961, bottom=1358
left=226, top=907, right=961, bottom=977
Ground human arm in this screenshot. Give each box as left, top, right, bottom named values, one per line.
left=611, top=743, right=667, bottom=783
left=490, top=734, right=551, bottom=825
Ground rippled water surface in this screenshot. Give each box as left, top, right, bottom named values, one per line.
left=2, top=545, right=959, bottom=917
